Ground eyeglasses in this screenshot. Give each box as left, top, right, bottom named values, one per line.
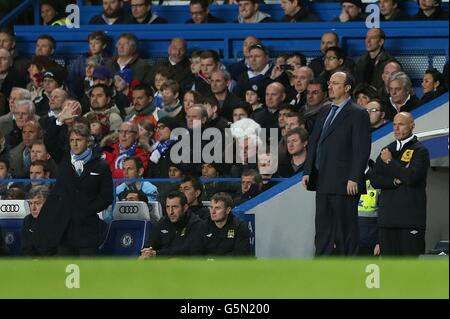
left=118, top=130, right=137, bottom=135
left=327, top=81, right=345, bottom=86
left=366, top=108, right=381, bottom=113
left=323, top=56, right=339, bottom=61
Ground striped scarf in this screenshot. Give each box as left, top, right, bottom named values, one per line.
left=71, top=148, right=93, bottom=176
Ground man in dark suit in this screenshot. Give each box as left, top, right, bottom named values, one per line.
left=302, top=71, right=371, bottom=256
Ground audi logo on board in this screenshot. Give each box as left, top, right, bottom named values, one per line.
left=0, top=204, right=20, bottom=213
left=119, top=205, right=139, bottom=214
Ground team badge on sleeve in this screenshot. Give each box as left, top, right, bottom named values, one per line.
left=401, top=149, right=414, bottom=162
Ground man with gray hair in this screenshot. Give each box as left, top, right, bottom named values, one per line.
left=106, top=33, right=153, bottom=88
left=385, top=71, right=420, bottom=121
left=0, top=87, right=32, bottom=136
left=210, top=69, right=242, bottom=122
left=290, top=66, right=314, bottom=112
left=5, top=99, right=36, bottom=149
left=379, top=61, right=402, bottom=105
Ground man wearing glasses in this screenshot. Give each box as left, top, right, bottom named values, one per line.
left=129, top=0, right=168, bottom=24
left=103, top=121, right=150, bottom=178
left=302, top=71, right=371, bottom=256
left=364, top=98, right=387, bottom=131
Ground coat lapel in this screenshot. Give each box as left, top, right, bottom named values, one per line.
left=321, top=101, right=352, bottom=142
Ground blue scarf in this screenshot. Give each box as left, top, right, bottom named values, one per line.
left=115, top=142, right=138, bottom=169
left=71, top=148, right=93, bottom=176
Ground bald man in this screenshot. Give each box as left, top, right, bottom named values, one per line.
left=369, top=112, right=430, bottom=256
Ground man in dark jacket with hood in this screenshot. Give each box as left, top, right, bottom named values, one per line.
left=280, top=0, right=320, bottom=22
left=140, top=191, right=204, bottom=258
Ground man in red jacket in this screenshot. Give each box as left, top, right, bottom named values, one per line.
left=103, top=121, right=149, bottom=178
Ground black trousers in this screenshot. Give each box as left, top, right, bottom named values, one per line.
left=57, top=244, right=99, bottom=256
left=315, top=193, right=360, bottom=256
left=378, top=227, right=425, bottom=256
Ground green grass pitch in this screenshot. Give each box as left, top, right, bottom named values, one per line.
left=0, top=257, right=447, bottom=298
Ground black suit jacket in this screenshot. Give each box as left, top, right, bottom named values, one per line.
left=304, top=100, right=371, bottom=195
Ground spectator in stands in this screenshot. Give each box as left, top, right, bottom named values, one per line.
left=28, top=160, right=51, bottom=190
left=290, top=66, right=314, bottom=113
left=186, top=0, right=225, bottom=24
left=302, top=71, right=371, bottom=256
left=158, top=80, right=184, bottom=126
left=34, top=66, right=67, bottom=117
left=106, top=33, right=153, bottom=88
left=280, top=0, right=320, bottom=22
left=257, top=152, right=279, bottom=192
left=271, top=53, right=307, bottom=99
left=378, top=0, right=411, bottom=21
left=379, top=61, right=402, bottom=105
left=234, top=169, right=263, bottom=206
left=114, top=69, right=134, bottom=103
left=189, top=50, right=220, bottom=97
left=279, top=127, right=308, bottom=178
left=9, top=120, right=42, bottom=178
left=68, top=31, right=109, bottom=97
left=0, top=131, right=9, bottom=158
left=0, top=88, right=32, bottom=138
left=21, top=185, right=50, bottom=256
left=183, top=90, right=203, bottom=115
left=154, top=38, right=191, bottom=93
left=278, top=111, right=306, bottom=165
left=0, top=48, right=19, bottom=100
left=89, top=0, right=131, bottom=24
left=352, top=83, right=378, bottom=107
left=354, top=28, right=397, bottom=90
left=90, top=66, right=129, bottom=118
left=0, top=157, right=12, bottom=199
left=0, top=28, right=29, bottom=90
left=364, top=98, right=387, bottom=131
left=35, top=34, right=56, bottom=59
left=126, top=84, right=157, bottom=125
left=189, top=50, right=202, bottom=78
left=38, top=122, right=113, bottom=256
left=140, top=191, right=204, bottom=258
left=234, top=44, right=273, bottom=100
left=370, top=112, right=430, bottom=256
left=103, top=121, right=149, bottom=178
left=146, top=116, right=179, bottom=178
left=228, top=35, right=261, bottom=81
left=385, top=71, right=421, bottom=121
left=278, top=104, right=296, bottom=138
left=5, top=99, right=35, bottom=149
left=152, top=67, right=172, bottom=110
left=210, top=69, right=242, bottom=122
left=263, top=81, right=287, bottom=129
left=3, top=187, right=26, bottom=200
left=84, top=83, right=123, bottom=132
left=129, top=0, right=168, bottom=24
left=201, top=162, right=230, bottom=200
left=415, top=0, right=448, bottom=20
left=30, top=140, right=57, bottom=176
left=86, top=112, right=110, bottom=147
left=39, top=88, right=67, bottom=131
left=308, top=32, right=339, bottom=78
left=137, top=119, right=156, bottom=150
left=420, top=68, right=447, bottom=104
left=235, top=0, right=273, bottom=23
left=232, top=103, right=252, bottom=123
left=27, top=56, right=59, bottom=101
left=203, top=95, right=230, bottom=132
left=40, top=0, right=67, bottom=26
left=202, top=192, right=251, bottom=256
left=317, top=46, right=348, bottom=85
left=334, top=0, right=366, bottom=22
left=115, top=156, right=158, bottom=209
left=303, top=79, right=329, bottom=133
left=245, top=85, right=263, bottom=115
left=179, top=176, right=209, bottom=220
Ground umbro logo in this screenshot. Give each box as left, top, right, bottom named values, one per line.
left=161, top=229, right=169, bottom=234
left=206, top=233, right=212, bottom=238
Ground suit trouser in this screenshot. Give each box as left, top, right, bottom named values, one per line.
left=315, top=193, right=360, bottom=256
left=378, top=227, right=425, bottom=256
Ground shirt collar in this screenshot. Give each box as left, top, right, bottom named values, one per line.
left=396, top=134, right=415, bottom=151
left=332, top=97, right=351, bottom=109
left=168, top=56, right=177, bottom=66
left=390, top=94, right=411, bottom=109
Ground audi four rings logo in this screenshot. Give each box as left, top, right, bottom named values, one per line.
left=119, top=205, right=138, bottom=214
left=0, top=204, right=20, bottom=213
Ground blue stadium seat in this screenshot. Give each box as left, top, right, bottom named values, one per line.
left=99, top=220, right=152, bottom=256
left=0, top=200, right=30, bottom=256
left=99, top=201, right=155, bottom=256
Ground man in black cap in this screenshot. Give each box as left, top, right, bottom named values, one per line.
left=334, top=0, right=367, bottom=22
left=34, top=66, right=67, bottom=117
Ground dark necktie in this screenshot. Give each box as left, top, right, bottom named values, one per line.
left=315, top=105, right=339, bottom=170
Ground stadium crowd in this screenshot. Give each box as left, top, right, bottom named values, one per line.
left=0, top=0, right=448, bottom=257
